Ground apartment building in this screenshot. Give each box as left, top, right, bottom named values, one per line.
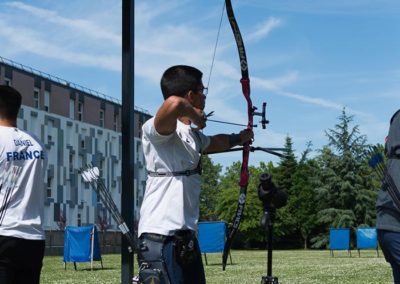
left=0, top=56, right=150, bottom=232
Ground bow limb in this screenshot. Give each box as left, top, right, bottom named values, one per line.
left=222, top=0, right=253, bottom=270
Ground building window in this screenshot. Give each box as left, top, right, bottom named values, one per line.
left=99, top=159, right=104, bottom=177
left=78, top=102, right=83, bottom=121
left=138, top=122, right=143, bottom=137
left=136, top=141, right=141, bottom=156
left=46, top=176, right=52, bottom=198
left=4, top=78, right=11, bottom=86
left=113, top=113, right=119, bottom=131
left=33, top=88, right=40, bottom=109
left=69, top=153, right=74, bottom=174
left=78, top=155, right=83, bottom=169
left=81, top=139, right=85, bottom=149
left=44, top=91, right=50, bottom=112
left=69, top=99, right=75, bottom=119
left=100, top=110, right=104, bottom=128
left=77, top=213, right=81, bottom=227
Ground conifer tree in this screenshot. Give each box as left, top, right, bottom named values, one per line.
left=289, top=143, right=320, bottom=249
left=311, top=109, right=377, bottom=248
left=270, top=136, right=298, bottom=246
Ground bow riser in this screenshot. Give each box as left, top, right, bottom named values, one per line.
left=232, top=190, right=247, bottom=229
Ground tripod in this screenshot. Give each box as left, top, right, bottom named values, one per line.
left=260, top=207, right=279, bottom=284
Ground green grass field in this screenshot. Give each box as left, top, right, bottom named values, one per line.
left=40, top=250, right=393, bottom=284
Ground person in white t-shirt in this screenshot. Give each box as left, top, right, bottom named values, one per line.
left=0, top=86, right=47, bottom=284
left=137, top=65, right=253, bottom=283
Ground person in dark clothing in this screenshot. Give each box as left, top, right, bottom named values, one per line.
left=376, top=109, right=400, bottom=284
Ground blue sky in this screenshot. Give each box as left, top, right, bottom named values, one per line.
left=1, top=0, right=399, bottom=169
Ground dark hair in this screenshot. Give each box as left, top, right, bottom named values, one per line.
left=0, top=85, right=22, bottom=120
left=390, top=109, right=400, bottom=125
left=160, top=65, right=203, bottom=99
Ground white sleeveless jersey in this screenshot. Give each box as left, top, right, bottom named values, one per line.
left=0, top=126, right=47, bottom=240
left=138, top=118, right=210, bottom=237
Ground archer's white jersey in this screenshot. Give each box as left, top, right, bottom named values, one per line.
left=0, top=126, right=47, bottom=240
left=138, top=118, right=210, bottom=237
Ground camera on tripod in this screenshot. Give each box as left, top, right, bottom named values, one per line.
left=258, top=173, right=287, bottom=212
left=258, top=173, right=288, bottom=284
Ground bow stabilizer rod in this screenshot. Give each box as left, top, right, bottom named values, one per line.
left=206, top=146, right=288, bottom=158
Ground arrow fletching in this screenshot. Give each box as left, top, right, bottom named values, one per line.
left=368, top=153, right=384, bottom=168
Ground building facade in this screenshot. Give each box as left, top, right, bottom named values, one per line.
left=0, top=56, right=150, bottom=232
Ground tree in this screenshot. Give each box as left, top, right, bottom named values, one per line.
left=289, top=143, right=320, bottom=249
left=269, top=136, right=298, bottom=246
left=311, top=109, right=378, bottom=248
left=273, top=136, right=297, bottom=191
left=199, top=155, right=222, bottom=220
left=214, top=162, right=267, bottom=247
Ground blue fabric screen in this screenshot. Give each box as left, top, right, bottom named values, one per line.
left=64, top=225, right=102, bottom=262
left=356, top=228, right=377, bottom=249
left=329, top=228, right=350, bottom=250
left=198, top=221, right=226, bottom=253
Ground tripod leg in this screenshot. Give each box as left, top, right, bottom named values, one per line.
left=260, top=216, right=279, bottom=284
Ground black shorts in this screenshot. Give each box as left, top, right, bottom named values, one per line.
left=0, top=235, right=45, bottom=284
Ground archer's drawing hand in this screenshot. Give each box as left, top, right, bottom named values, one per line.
left=191, top=108, right=207, bottom=131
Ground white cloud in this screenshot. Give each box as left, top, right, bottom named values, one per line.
left=252, top=72, right=299, bottom=91
left=252, top=73, right=370, bottom=117
left=6, top=1, right=121, bottom=46
left=263, top=0, right=400, bottom=15
left=0, top=20, right=120, bottom=71
left=277, top=90, right=369, bottom=117
left=247, top=17, right=283, bottom=42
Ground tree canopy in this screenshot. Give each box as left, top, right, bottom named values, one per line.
left=200, top=108, right=382, bottom=249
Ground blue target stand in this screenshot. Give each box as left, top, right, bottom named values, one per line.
left=63, top=225, right=103, bottom=270
left=356, top=228, right=379, bottom=257
left=198, top=221, right=232, bottom=265
left=329, top=228, right=351, bottom=257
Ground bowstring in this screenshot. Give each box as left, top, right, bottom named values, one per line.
left=206, top=1, right=226, bottom=91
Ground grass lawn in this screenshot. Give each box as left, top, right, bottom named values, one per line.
left=41, top=249, right=393, bottom=284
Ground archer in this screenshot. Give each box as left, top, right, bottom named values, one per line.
left=137, top=65, right=253, bottom=284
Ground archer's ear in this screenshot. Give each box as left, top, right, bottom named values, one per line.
left=185, top=90, right=195, bottom=102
